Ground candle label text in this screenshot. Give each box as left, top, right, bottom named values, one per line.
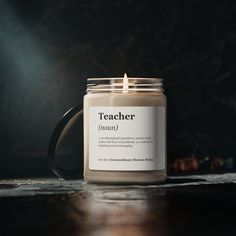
left=89, top=106, right=166, bottom=171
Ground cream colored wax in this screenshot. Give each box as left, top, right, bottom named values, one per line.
left=84, top=76, right=166, bottom=184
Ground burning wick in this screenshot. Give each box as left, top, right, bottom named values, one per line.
left=123, top=73, right=128, bottom=92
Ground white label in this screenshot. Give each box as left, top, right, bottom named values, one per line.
left=89, top=106, right=165, bottom=171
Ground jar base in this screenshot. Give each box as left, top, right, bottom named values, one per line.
left=84, top=170, right=167, bottom=184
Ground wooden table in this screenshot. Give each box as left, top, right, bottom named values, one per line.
left=0, top=174, right=236, bottom=236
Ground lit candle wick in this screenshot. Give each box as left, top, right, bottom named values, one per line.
left=123, top=73, right=128, bottom=92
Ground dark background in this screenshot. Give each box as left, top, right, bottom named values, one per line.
left=0, top=0, right=235, bottom=178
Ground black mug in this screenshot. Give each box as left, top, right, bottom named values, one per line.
left=48, top=104, right=84, bottom=179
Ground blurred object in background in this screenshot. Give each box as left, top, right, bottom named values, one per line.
left=171, top=155, right=235, bottom=174
left=224, top=157, right=234, bottom=170
left=199, top=156, right=211, bottom=171
left=172, top=156, right=198, bottom=173
left=210, top=157, right=224, bottom=171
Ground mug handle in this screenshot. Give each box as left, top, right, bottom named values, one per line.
left=48, top=104, right=83, bottom=179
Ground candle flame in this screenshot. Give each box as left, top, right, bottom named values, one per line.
left=123, top=73, right=128, bottom=92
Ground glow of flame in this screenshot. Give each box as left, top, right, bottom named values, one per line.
left=123, top=73, right=128, bottom=92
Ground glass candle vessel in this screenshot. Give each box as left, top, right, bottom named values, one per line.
left=84, top=75, right=166, bottom=184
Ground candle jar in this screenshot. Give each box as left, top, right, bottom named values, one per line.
left=84, top=77, right=166, bottom=184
